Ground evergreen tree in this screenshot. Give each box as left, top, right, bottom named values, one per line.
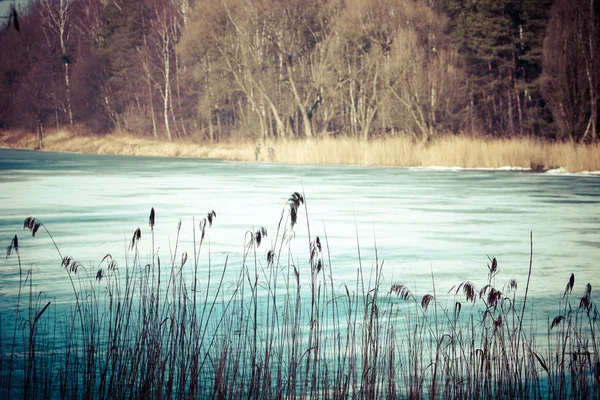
left=440, top=0, right=553, bottom=136
left=518, top=0, right=554, bottom=136
left=94, top=0, right=149, bottom=131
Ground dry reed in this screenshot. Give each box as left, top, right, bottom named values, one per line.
left=0, top=192, right=599, bottom=399
left=2, top=129, right=600, bottom=171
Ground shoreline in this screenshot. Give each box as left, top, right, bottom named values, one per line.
left=5, top=145, right=600, bottom=176
left=1, top=129, right=600, bottom=172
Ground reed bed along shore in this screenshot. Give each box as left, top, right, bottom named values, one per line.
left=2, top=129, right=600, bottom=171
left=1, top=192, right=598, bottom=399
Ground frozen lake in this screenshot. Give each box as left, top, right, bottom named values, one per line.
left=0, top=148, right=599, bottom=316
left=1, top=147, right=600, bottom=397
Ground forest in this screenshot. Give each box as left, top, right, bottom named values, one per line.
left=0, top=0, right=598, bottom=146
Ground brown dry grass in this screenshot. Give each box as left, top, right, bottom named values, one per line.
left=0, top=129, right=254, bottom=160
left=2, top=129, right=599, bottom=171
left=268, top=135, right=600, bottom=171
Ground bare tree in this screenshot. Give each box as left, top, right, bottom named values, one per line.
left=178, top=0, right=468, bottom=142
left=542, top=0, right=599, bottom=142
left=41, top=0, right=75, bottom=126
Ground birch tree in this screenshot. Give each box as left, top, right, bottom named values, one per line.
left=41, top=0, right=75, bottom=126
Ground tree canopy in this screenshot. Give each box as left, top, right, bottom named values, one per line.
left=0, top=0, right=597, bottom=142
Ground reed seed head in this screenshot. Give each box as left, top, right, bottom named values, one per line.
left=199, top=219, right=207, bottom=241
left=24, top=217, right=41, bottom=237
left=129, top=228, right=142, bottom=250
left=421, top=294, right=434, bottom=311
left=315, top=259, right=322, bottom=273
left=62, top=256, right=81, bottom=274
left=564, top=273, right=575, bottom=298
left=207, top=210, right=217, bottom=227
left=254, top=227, right=267, bottom=247
left=310, top=237, right=323, bottom=273
left=287, top=192, right=304, bottom=228
left=480, top=285, right=503, bottom=308
left=390, top=283, right=412, bottom=301
left=505, top=279, right=518, bottom=293
left=266, top=249, right=275, bottom=266
left=454, top=301, right=462, bottom=319
left=551, top=315, right=565, bottom=330
left=149, top=207, right=155, bottom=231
left=579, top=283, right=592, bottom=313
left=100, top=254, right=118, bottom=270
left=6, top=235, right=18, bottom=259
left=455, top=281, right=477, bottom=303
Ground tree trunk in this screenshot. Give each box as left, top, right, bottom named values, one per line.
left=208, top=116, right=215, bottom=142
left=173, top=48, right=187, bottom=137
left=254, top=82, right=287, bottom=138
left=168, top=80, right=180, bottom=138
left=361, top=71, right=380, bottom=141
left=507, top=87, right=515, bottom=135
left=588, top=0, right=598, bottom=140
left=64, top=62, right=73, bottom=126
left=36, top=115, right=44, bottom=149
left=286, top=62, right=312, bottom=138
left=163, top=34, right=172, bottom=142
left=142, top=58, right=158, bottom=138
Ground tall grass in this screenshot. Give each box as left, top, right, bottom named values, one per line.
left=266, top=136, right=600, bottom=171
left=1, top=192, right=599, bottom=399
left=2, top=129, right=600, bottom=171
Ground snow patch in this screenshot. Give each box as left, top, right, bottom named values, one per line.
left=409, top=165, right=531, bottom=172
left=545, top=168, right=600, bottom=176
left=410, top=165, right=600, bottom=175
left=545, top=167, right=569, bottom=174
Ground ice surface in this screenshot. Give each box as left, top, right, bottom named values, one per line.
left=0, top=149, right=598, bottom=320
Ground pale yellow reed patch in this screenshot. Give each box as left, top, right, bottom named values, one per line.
left=259, top=136, right=600, bottom=171
left=1, top=130, right=599, bottom=172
